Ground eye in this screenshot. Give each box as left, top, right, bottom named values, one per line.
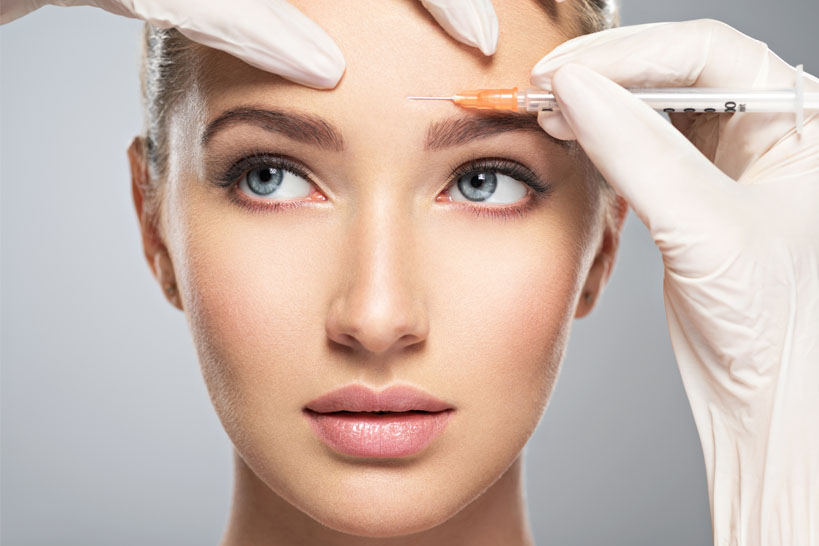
left=448, top=170, right=527, bottom=204
left=443, top=158, right=551, bottom=206
left=239, top=165, right=312, bottom=200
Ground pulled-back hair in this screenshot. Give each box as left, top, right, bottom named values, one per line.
left=137, top=0, right=621, bottom=229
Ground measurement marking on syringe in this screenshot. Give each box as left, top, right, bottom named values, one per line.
left=409, top=65, right=814, bottom=134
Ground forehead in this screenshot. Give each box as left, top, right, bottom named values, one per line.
left=200, top=0, right=571, bottom=111
left=192, top=0, right=575, bottom=162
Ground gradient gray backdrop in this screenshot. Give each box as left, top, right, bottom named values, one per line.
left=2, top=1, right=816, bottom=544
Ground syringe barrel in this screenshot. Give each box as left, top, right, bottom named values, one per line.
left=519, top=87, right=819, bottom=113
left=520, top=88, right=558, bottom=112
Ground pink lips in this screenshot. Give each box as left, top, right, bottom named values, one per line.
left=304, top=384, right=455, bottom=458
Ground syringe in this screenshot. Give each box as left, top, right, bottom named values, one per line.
left=408, top=64, right=817, bottom=134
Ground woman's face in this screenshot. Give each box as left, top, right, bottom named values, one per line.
left=137, top=0, right=622, bottom=537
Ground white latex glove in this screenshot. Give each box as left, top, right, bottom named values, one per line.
left=0, top=0, right=498, bottom=89
left=531, top=19, right=818, bottom=546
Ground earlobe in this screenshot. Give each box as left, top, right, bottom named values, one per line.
left=128, top=136, right=182, bottom=311
left=574, top=289, right=596, bottom=318
left=574, top=224, right=607, bottom=319
left=154, top=250, right=182, bottom=310
left=574, top=195, right=629, bottom=319
left=574, top=255, right=603, bottom=319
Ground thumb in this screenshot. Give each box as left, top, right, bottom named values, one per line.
left=542, top=63, right=736, bottom=255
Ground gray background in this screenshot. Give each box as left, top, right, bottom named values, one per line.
left=1, top=1, right=816, bottom=544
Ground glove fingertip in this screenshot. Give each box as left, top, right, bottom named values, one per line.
left=420, top=0, right=498, bottom=56
left=478, top=1, right=499, bottom=55
left=537, top=110, right=576, bottom=141
left=272, top=56, right=346, bottom=89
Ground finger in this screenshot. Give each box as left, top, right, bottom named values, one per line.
left=531, top=19, right=818, bottom=92
left=545, top=63, right=737, bottom=265
left=420, top=0, right=498, bottom=56
left=537, top=110, right=576, bottom=141
left=136, top=0, right=346, bottom=89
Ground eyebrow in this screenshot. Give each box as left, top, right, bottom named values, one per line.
left=202, top=107, right=568, bottom=152
left=202, top=107, right=345, bottom=151
left=424, top=110, right=570, bottom=150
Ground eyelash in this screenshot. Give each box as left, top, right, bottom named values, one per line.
left=215, top=152, right=315, bottom=215
left=444, top=157, right=551, bottom=221
left=214, top=152, right=552, bottom=220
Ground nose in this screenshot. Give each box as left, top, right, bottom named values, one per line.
left=325, top=195, right=429, bottom=356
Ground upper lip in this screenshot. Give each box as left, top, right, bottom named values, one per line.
left=305, top=384, right=453, bottom=413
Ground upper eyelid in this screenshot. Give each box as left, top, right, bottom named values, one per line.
left=447, top=158, right=551, bottom=195
left=216, top=153, right=314, bottom=187
left=448, top=157, right=535, bottom=181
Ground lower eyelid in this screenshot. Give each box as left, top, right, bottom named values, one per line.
left=235, top=182, right=328, bottom=204
left=446, top=193, right=540, bottom=220
left=229, top=184, right=536, bottom=220
left=234, top=182, right=533, bottom=205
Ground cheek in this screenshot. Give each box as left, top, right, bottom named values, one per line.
left=422, top=197, right=589, bottom=437
left=172, top=196, right=336, bottom=431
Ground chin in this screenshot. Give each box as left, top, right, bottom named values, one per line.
left=292, top=472, right=471, bottom=538
left=305, top=502, right=458, bottom=538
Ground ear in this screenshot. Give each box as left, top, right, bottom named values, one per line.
left=574, top=194, right=628, bottom=318
left=128, top=136, right=182, bottom=311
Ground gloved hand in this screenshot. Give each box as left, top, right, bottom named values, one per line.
left=531, top=19, right=818, bottom=545
left=0, top=0, right=498, bottom=89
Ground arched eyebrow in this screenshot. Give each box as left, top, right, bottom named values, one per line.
left=202, top=107, right=568, bottom=152
left=424, top=111, right=570, bottom=151
left=202, top=107, right=345, bottom=151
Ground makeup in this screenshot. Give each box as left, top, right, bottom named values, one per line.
left=304, top=384, right=454, bottom=458
left=305, top=410, right=454, bottom=458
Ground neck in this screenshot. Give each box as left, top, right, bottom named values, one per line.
left=219, top=450, right=535, bottom=546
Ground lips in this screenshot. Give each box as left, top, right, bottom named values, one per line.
left=304, top=384, right=453, bottom=414
left=303, top=384, right=455, bottom=458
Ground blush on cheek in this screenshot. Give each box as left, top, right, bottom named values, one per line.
left=178, top=219, right=326, bottom=419
left=485, top=254, right=576, bottom=393
left=423, top=213, right=586, bottom=418
left=422, top=234, right=579, bottom=469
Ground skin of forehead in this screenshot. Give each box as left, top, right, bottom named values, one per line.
left=194, top=0, right=576, bottom=156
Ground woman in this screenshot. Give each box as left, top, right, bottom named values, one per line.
left=128, top=1, right=627, bottom=543
left=131, top=0, right=819, bottom=539
left=3, top=0, right=816, bottom=543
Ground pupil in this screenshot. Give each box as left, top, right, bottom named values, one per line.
left=258, top=168, right=274, bottom=182
left=470, top=173, right=486, bottom=188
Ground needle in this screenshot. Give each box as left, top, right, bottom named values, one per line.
left=408, top=64, right=816, bottom=135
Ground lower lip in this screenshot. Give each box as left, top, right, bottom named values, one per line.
left=304, top=409, right=454, bottom=458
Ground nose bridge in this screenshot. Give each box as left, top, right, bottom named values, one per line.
left=325, top=181, right=429, bottom=356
